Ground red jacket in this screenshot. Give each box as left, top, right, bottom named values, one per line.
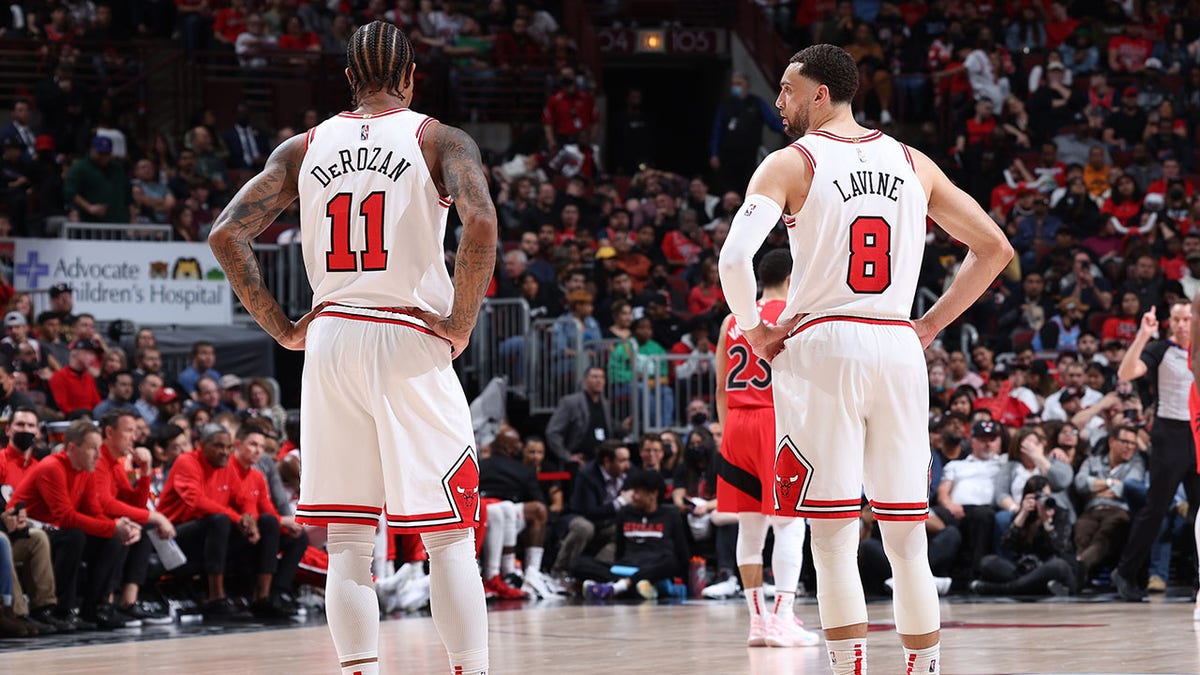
left=48, top=367, right=101, bottom=413
left=157, top=450, right=244, bottom=524
left=228, top=459, right=278, bottom=519
left=0, top=444, right=37, bottom=489
left=92, top=445, right=152, bottom=524
left=11, top=452, right=114, bottom=538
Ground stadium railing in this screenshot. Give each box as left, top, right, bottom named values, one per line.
left=527, top=317, right=585, bottom=416
left=465, top=297, right=532, bottom=396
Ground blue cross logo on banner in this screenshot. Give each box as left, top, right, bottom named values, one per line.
left=15, top=250, right=49, bottom=289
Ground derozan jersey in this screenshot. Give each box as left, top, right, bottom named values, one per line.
left=298, top=108, right=454, bottom=313
left=724, top=298, right=786, bottom=409
left=782, top=129, right=926, bottom=320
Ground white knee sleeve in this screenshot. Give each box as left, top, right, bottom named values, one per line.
left=483, top=502, right=509, bottom=576
left=770, top=516, right=806, bottom=593
left=422, top=529, right=489, bottom=675
left=326, top=523, right=380, bottom=664
left=809, top=519, right=868, bottom=630
left=736, top=512, right=770, bottom=567
left=502, top=501, right=520, bottom=547
left=879, top=519, right=940, bottom=635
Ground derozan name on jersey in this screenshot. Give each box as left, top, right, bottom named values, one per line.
left=309, top=147, right=413, bottom=187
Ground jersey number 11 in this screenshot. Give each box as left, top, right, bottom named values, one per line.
left=325, top=191, right=388, bottom=272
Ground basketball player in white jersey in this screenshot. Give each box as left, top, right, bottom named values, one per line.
left=718, top=45, right=1012, bottom=675
left=210, top=22, right=495, bottom=675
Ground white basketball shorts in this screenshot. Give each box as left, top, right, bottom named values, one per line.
left=294, top=305, right=481, bottom=533
left=771, top=314, right=931, bottom=522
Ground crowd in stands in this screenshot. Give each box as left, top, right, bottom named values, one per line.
left=2, top=0, right=1200, bottom=638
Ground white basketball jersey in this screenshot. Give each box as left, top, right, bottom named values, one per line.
left=781, top=128, right=926, bottom=320
left=298, top=107, right=454, bottom=313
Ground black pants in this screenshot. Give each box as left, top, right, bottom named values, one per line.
left=1117, top=418, right=1200, bottom=581
left=122, top=534, right=153, bottom=586
left=175, top=513, right=233, bottom=575
left=571, top=555, right=677, bottom=586
left=49, top=528, right=127, bottom=610
left=935, top=504, right=995, bottom=577
left=858, top=525, right=962, bottom=595
left=979, top=555, right=1075, bottom=595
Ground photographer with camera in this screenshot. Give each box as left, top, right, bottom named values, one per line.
left=1111, top=302, right=1198, bottom=600
left=1073, top=424, right=1147, bottom=585
left=970, top=475, right=1076, bottom=597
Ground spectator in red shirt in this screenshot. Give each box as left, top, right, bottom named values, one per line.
left=11, top=420, right=142, bottom=630
left=661, top=210, right=711, bottom=269
left=213, top=0, right=249, bottom=47
left=0, top=407, right=40, bottom=492
left=687, top=258, right=725, bottom=318
left=542, top=67, right=598, bottom=150
left=228, top=420, right=307, bottom=615
left=94, top=409, right=176, bottom=624
left=278, top=15, right=320, bottom=52
left=1108, top=24, right=1153, bottom=74
left=157, top=423, right=283, bottom=618
left=48, top=342, right=101, bottom=414
left=494, top=17, right=544, bottom=71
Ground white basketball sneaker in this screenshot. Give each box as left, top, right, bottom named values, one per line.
left=701, top=576, right=741, bottom=599
left=747, top=613, right=772, bottom=647
left=766, top=613, right=821, bottom=648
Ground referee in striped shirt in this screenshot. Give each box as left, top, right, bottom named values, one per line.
left=1111, top=302, right=1197, bottom=600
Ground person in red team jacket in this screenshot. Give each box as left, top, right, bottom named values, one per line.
left=11, top=419, right=143, bottom=630
left=93, top=408, right=176, bottom=625
left=227, top=419, right=308, bottom=616
left=157, top=423, right=286, bottom=618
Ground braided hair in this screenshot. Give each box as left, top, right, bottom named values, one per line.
left=346, top=20, right=415, bottom=106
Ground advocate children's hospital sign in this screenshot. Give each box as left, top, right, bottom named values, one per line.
left=14, top=239, right=233, bottom=325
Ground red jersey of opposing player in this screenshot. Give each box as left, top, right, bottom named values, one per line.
left=725, top=299, right=787, bottom=409
left=716, top=298, right=786, bottom=515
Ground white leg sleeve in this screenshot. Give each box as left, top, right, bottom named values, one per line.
left=770, top=516, right=806, bottom=594
left=423, top=529, right=489, bottom=675
left=483, top=501, right=508, bottom=578
left=735, top=512, right=770, bottom=567
left=326, top=523, right=380, bottom=666
left=879, top=519, right=939, bottom=635
left=502, top=501, right=520, bottom=548
left=809, top=519, right=868, bottom=630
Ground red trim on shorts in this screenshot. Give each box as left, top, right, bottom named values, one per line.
left=803, top=498, right=862, bottom=508
left=870, top=500, right=927, bottom=509
left=808, top=129, right=883, bottom=143
left=874, top=513, right=930, bottom=521
left=337, top=107, right=409, bottom=119
left=416, top=116, right=434, bottom=145
left=386, top=520, right=474, bottom=533
left=295, top=514, right=380, bottom=527
left=789, top=315, right=913, bottom=337
left=387, top=509, right=456, bottom=522
left=298, top=502, right=381, bottom=514
left=899, top=142, right=915, bottom=171
left=318, top=311, right=441, bottom=338
left=794, top=510, right=861, bottom=519
left=790, top=142, right=816, bottom=172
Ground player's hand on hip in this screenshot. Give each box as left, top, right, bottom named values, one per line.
left=405, top=308, right=472, bottom=359
left=745, top=314, right=802, bottom=362
left=913, top=316, right=939, bottom=349
left=278, top=302, right=332, bottom=351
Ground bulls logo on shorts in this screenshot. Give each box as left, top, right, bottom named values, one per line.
left=773, top=435, right=813, bottom=516
left=443, top=448, right=481, bottom=526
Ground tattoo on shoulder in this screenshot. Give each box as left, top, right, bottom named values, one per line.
left=431, top=124, right=492, bottom=218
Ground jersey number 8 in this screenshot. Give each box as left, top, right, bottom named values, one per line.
left=846, top=215, right=892, bottom=294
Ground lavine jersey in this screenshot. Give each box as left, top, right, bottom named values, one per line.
left=724, top=298, right=785, bottom=409
left=298, top=108, right=454, bottom=313
left=782, top=129, right=927, bottom=321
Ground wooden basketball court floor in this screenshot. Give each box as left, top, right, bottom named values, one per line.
left=3, top=598, right=1198, bottom=674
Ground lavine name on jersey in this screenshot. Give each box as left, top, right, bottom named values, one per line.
left=309, top=147, right=413, bottom=187
left=832, top=170, right=905, bottom=203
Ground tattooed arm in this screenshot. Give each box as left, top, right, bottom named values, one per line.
left=209, top=135, right=322, bottom=350
left=417, top=121, right=498, bottom=358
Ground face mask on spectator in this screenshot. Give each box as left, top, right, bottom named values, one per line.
left=10, top=431, right=35, bottom=451
left=731, top=85, right=745, bottom=98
